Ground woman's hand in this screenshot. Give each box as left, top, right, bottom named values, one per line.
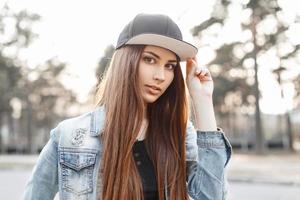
left=185, top=57, right=217, bottom=131
left=185, top=57, right=214, bottom=98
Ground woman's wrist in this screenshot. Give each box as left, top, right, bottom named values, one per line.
left=187, top=82, right=213, bottom=98
left=189, top=93, right=217, bottom=131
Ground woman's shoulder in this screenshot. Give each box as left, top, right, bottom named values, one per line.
left=50, top=106, right=106, bottom=146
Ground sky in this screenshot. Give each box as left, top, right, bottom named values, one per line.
left=3, top=0, right=300, bottom=114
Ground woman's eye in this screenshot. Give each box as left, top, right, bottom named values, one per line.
left=165, top=64, right=176, bottom=70
left=143, top=56, right=155, bottom=64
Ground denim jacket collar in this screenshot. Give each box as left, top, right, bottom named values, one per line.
left=89, top=106, right=106, bottom=137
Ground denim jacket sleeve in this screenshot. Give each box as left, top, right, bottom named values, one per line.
left=185, top=120, right=232, bottom=200
left=22, top=128, right=59, bottom=200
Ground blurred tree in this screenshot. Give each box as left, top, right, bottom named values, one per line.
left=19, top=58, right=76, bottom=153
left=92, top=45, right=115, bottom=105
left=191, top=0, right=300, bottom=153
left=0, top=4, right=40, bottom=153
left=0, top=5, right=77, bottom=153
left=0, top=56, right=22, bottom=153
left=294, top=74, right=300, bottom=106
left=95, top=44, right=115, bottom=86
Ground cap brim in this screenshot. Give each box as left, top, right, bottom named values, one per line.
left=125, top=34, right=197, bottom=61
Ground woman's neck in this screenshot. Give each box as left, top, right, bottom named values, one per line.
left=136, top=118, right=148, bottom=141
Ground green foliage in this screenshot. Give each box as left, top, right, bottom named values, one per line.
left=0, top=5, right=77, bottom=153
left=191, top=0, right=300, bottom=114
left=95, top=44, right=115, bottom=86
left=0, top=4, right=40, bottom=50
left=20, top=58, right=76, bottom=128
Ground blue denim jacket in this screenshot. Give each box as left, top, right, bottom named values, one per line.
left=22, top=106, right=232, bottom=200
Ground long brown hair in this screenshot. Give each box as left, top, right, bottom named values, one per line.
left=96, top=45, right=189, bottom=200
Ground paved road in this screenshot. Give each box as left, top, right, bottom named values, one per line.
left=227, top=182, right=300, bottom=200
left=1, top=169, right=299, bottom=200
left=0, top=169, right=58, bottom=200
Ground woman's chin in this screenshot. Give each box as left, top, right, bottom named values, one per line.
left=142, top=94, right=160, bottom=104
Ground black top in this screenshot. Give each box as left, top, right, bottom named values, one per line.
left=133, top=140, right=158, bottom=200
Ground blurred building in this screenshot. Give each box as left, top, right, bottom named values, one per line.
left=220, top=107, right=300, bottom=151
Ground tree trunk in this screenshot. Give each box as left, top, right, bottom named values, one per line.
left=0, top=114, right=4, bottom=154
left=286, top=112, right=294, bottom=152
left=252, top=12, right=265, bottom=154
left=25, top=98, right=34, bottom=154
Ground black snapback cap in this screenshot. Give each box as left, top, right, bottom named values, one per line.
left=116, top=13, right=198, bottom=61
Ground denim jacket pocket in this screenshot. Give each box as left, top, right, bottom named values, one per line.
left=59, top=151, right=96, bottom=195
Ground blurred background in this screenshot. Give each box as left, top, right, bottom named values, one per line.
left=0, top=0, right=300, bottom=199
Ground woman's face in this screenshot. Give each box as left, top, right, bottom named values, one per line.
left=138, top=45, right=177, bottom=104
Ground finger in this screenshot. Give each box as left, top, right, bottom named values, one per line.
left=195, top=66, right=208, bottom=76
left=193, top=56, right=198, bottom=64
left=186, top=57, right=197, bottom=75
left=196, top=68, right=212, bottom=80
left=200, top=68, right=209, bottom=76
left=186, top=59, right=193, bottom=75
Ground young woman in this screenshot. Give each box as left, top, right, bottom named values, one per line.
left=23, top=13, right=232, bottom=200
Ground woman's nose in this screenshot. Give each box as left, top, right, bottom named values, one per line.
left=153, top=67, right=165, bottom=81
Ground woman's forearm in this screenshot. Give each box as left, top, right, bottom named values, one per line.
left=185, top=57, right=218, bottom=131
left=190, top=94, right=217, bottom=131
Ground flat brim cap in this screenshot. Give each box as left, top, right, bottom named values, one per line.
left=116, top=14, right=198, bottom=61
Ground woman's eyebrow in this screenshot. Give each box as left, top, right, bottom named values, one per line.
left=143, top=51, right=177, bottom=63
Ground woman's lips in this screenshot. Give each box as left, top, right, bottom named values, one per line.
left=145, top=85, right=161, bottom=95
